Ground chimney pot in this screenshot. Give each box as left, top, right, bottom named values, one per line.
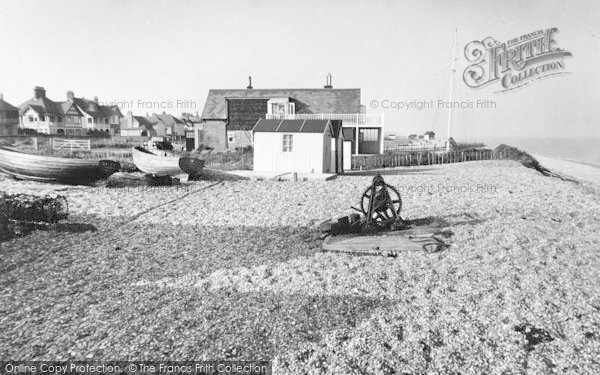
left=324, top=73, right=333, bottom=89
left=247, top=76, right=253, bottom=90
left=34, top=86, right=46, bottom=99
left=94, top=96, right=98, bottom=103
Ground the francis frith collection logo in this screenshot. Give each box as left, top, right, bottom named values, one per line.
left=463, top=28, right=573, bottom=92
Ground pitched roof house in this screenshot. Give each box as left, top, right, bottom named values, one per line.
left=121, top=111, right=186, bottom=139
left=196, top=76, right=383, bottom=154
left=0, top=94, right=19, bottom=136
left=19, top=87, right=122, bottom=136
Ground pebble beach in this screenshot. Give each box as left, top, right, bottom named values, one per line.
left=1, top=158, right=600, bottom=374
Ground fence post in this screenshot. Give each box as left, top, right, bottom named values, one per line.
left=0, top=193, right=8, bottom=241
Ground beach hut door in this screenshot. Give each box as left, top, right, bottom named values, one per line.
left=343, top=141, right=352, bottom=170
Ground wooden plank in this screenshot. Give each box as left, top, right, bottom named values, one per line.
left=322, top=223, right=450, bottom=254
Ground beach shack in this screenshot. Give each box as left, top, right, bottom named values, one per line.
left=252, top=118, right=343, bottom=174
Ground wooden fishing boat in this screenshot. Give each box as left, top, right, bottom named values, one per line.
left=178, top=156, right=205, bottom=178
left=132, top=146, right=183, bottom=176
left=0, top=146, right=119, bottom=183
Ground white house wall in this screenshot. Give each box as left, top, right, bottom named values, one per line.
left=20, top=108, right=50, bottom=133
left=254, top=132, right=325, bottom=173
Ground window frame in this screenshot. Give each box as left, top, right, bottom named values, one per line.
left=282, top=134, right=293, bottom=152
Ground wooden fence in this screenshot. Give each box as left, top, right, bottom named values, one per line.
left=51, top=138, right=91, bottom=151
left=352, top=149, right=508, bottom=170
left=203, top=152, right=253, bottom=170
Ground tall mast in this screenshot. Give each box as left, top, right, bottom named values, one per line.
left=446, top=28, right=457, bottom=151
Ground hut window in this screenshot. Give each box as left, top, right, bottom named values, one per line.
left=282, top=134, right=293, bottom=152
left=28, top=116, right=34, bottom=122
left=39, top=115, right=45, bottom=122
left=88, top=118, right=92, bottom=124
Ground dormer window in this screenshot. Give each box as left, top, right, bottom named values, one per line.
left=267, top=98, right=295, bottom=116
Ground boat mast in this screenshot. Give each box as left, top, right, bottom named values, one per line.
left=446, top=28, right=457, bottom=151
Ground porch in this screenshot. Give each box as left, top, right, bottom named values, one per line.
left=265, top=113, right=384, bottom=155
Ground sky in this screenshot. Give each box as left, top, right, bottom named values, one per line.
left=1, top=0, right=599, bottom=142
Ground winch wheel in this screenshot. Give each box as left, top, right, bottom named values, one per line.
left=360, top=183, right=402, bottom=227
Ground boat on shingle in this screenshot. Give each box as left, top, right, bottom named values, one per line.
left=0, top=146, right=119, bottom=183
left=131, top=146, right=183, bottom=176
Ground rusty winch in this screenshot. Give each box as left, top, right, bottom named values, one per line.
left=321, top=174, right=407, bottom=235
left=320, top=174, right=452, bottom=256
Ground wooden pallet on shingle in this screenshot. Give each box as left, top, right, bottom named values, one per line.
left=322, top=222, right=452, bottom=256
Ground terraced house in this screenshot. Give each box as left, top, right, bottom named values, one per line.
left=19, top=87, right=122, bottom=136
left=121, top=111, right=187, bottom=140
left=196, top=75, right=385, bottom=154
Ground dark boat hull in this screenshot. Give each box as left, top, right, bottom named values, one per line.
left=0, top=146, right=119, bottom=183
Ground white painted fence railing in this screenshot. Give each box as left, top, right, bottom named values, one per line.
left=266, top=113, right=384, bottom=126
left=51, top=138, right=91, bottom=151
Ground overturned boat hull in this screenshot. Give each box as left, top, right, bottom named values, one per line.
left=0, top=146, right=119, bottom=184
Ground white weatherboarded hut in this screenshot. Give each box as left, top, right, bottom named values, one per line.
left=252, top=119, right=343, bottom=174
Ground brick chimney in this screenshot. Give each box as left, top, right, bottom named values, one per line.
left=0, top=93, right=3, bottom=100
left=94, top=96, right=98, bottom=103
left=246, top=76, right=253, bottom=90
left=126, top=110, right=133, bottom=128
left=67, top=91, right=75, bottom=102
left=34, top=86, right=46, bottom=99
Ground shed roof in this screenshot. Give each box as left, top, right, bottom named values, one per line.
left=202, top=88, right=361, bottom=120
left=253, top=119, right=333, bottom=134
left=0, top=97, right=19, bottom=112
left=252, top=119, right=281, bottom=132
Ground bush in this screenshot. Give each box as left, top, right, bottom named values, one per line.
left=494, top=144, right=553, bottom=176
